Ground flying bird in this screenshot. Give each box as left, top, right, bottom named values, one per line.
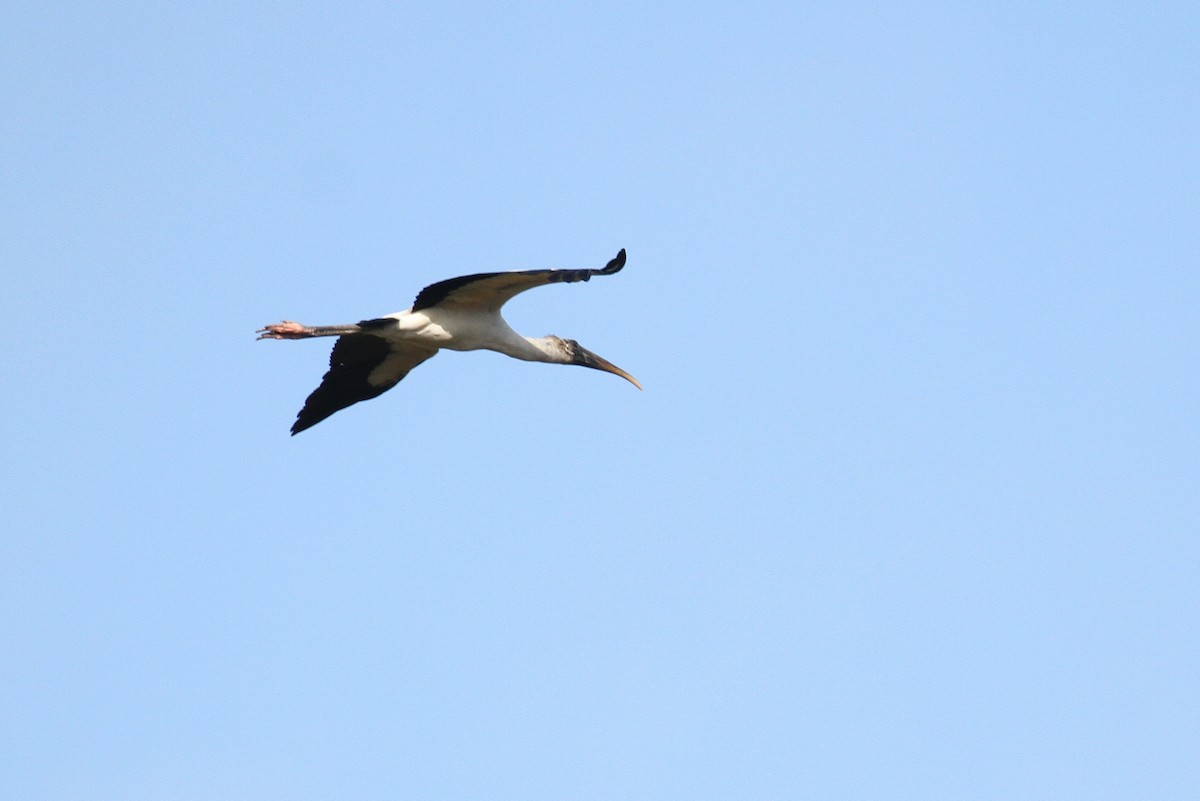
left=258, top=248, right=640, bottom=434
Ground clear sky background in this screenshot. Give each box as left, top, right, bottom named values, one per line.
left=3, top=3, right=1197, bottom=799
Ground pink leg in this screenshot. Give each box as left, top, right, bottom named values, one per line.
left=256, top=321, right=363, bottom=340
left=257, top=321, right=313, bottom=340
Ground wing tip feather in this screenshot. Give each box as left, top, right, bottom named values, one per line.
left=601, top=248, right=627, bottom=274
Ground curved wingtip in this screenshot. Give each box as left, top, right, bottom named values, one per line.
left=600, top=248, right=627, bottom=274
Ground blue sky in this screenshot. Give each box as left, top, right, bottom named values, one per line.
left=3, top=2, right=1197, bottom=798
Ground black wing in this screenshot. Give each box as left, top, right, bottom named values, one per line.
left=411, top=248, right=626, bottom=313
left=291, top=334, right=438, bottom=435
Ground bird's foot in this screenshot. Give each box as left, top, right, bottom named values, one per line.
left=257, top=320, right=312, bottom=340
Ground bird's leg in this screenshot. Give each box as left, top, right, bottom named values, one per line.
left=256, top=321, right=363, bottom=340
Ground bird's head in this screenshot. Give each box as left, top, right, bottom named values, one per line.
left=552, top=336, right=642, bottom=390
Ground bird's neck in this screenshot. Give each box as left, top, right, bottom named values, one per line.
left=522, top=336, right=572, bottom=364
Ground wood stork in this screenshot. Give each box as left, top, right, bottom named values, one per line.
left=258, top=248, right=640, bottom=434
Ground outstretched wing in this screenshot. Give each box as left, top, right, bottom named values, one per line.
left=291, top=334, right=438, bottom=435
left=411, top=248, right=627, bottom=313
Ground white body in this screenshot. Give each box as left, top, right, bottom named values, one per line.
left=385, top=307, right=549, bottom=361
